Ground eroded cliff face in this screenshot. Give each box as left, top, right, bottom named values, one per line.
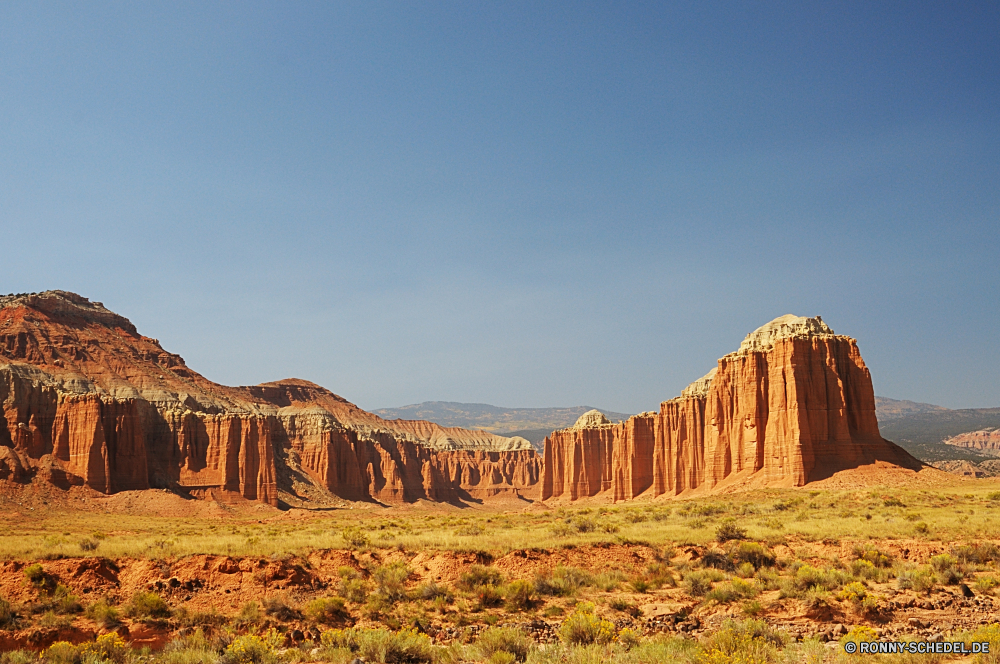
left=0, top=291, right=538, bottom=506
left=542, top=315, right=921, bottom=501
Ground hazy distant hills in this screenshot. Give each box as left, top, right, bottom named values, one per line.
left=875, top=397, right=1000, bottom=462
left=373, top=402, right=632, bottom=450
left=376, top=397, right=1000, bottom=463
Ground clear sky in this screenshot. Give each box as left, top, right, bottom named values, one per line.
left=2, top=2, right=997, bottom=412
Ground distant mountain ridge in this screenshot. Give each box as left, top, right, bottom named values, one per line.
left=373, top=402, right=632, bottom=437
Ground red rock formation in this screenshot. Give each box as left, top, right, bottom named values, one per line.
left=542, top=315, right=922, bottom=501
left=943, top=429, right=1000, bottom=454
left=0, top=291, right=538, bottom=506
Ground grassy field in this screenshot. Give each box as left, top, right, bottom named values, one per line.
left=3, top=483, right=1000, bottom=561
left=4, top=481, right=1000, bottom=662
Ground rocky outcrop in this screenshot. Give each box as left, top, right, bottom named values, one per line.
left=542, top=315, right=922, bottom=501
left=943, top=429, right=1000, bottom=456
left=0, top=291, right=538, bottom=506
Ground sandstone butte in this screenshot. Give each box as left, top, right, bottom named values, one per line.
left=0, top=291, right=539, bottom=507
left=0, top=293, right=923, bottom=508
left=540, top=314, right=924, bottom=502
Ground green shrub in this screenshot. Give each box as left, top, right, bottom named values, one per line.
left=716, top=520, right=747, bottom=543
left=897, top=567, right=937, bottom=593
left=0, top=598, right=18, bottom=630
left=930, top=554, right=957, bottom=572
left=459, top=565, right=504, bottom=591
left=975, top=575, right=1000, bottom=594
left=558, top=602, right=615, bottom=646
left=701, top=550, right=734, bottom=571
left=160, top=632, right=219, bottom=664
left=78, top=539, right=99, bottom=552
left=304, top=596, right=347, bottom=625
left=853, top=544, right=893, bottom=568
left=223, top=628, right=283, bottom=664
left=84, top=598, right=120, bottom=629
left=338, top=567, right=369, bottom=603
left=43, top=641, right=80, bottom=664
left=341, top=527, right=370, bottom=549
left=706, top=578, right=760, bottom=604
left=126, top=591, right=171, bottom=619
left=728, top=542, right=775, bottom=569
left=476, top=585, right=504, bottom=609
left=533, top=566, right=592, bottom=596
left=320, top=627, right=433, bottom=663
left=415, top=581, right=451, bottom=601
left=476, top=626, right=532, bottom=662
left=504, top=580, right=536, bottom=611
left=0, top=651, right=33, bottom=664
left=955, top=543, right=1000, bottom=565
left=684, top=570, right=724, bottom=597
left=262, top=596, right=300, bottom=622
left=700, top=618, right=786, bottom=664
left=366, top=562, right=411, bottom=612
left=630, top=579, right=649, bottom=593
left=80, top=633, right=129, bottom=664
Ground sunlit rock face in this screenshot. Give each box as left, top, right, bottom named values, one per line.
left=541, top=315, right=921, bottom=501
left=0, top=291, right=539, bottom=506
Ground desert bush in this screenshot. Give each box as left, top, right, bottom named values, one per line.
left=534, top=566, right=592, bottom=597
left=504, top=580, right=536, bottom=611
left=716, top=520, right=747, bottom=543
left=975, top=576, right=1000, bottom=594
left=454, top=522, right=485, bottom=537
left=160, top=631, right=220, bottom=664
left=84, top=598, right=120, bottom=628
left=592, top=571, right=623, bottom=591
left=24, top=564, right=57, bottom=594
left=475, top=584, right=504, bottom=610
left=786, top=565, right=848, bottom=594
left=962, top=623, right=1000, bottom=664
left=684, top=570, right=723, bottom=597
left=699, top=618, right=786, bottom=664
left=728, top=542, right=776, bottom=569
left=341, top=527, right=370, bottom=549
left=736, top=562, right=755, bottom=578
left=706, top=578, right=760, bottom=604
left=234, top=602, right=263, bottom=628
left=126, top=591, right=171, bottom=619
left=852, top=544, right=893, bottom=568
left=415, top=580, right=451, bottom=602
left=78, top=539, right=99, bottom=552
left=320, top=627, right=433, bottom=663
left=701, top=549, right=734, bottom=571
left=476, top=626, right=532, bottom=662
left=338, top=567, right=369, bottom=603
left=849, top=558, right=879, bottom=580
left=956, top=543, right=1000, bottom=565
left=42, top=641, right=80, bottom=664
left=897, top=567, right=937, bottom=593
left=223, top=628, right=283, bottom=664
left=930, top=554, right=957, bottom=572
left=81, top=633, right=129, bottom=664
left=304, top=596, right=347, bottom=625
left=0, top=651, right=33, bottom=664
left=458, top=564, right=504, bottom=591
left=0, top=598, right=18, bottom=630
left=558, top=602, right=615, bottom=646
left=262, top=596, right=301, bottom=621
left=838, top=581, right=879, bottom=616
left=368, top=562, right=411, bottom=610
left=629, top=578, right=650, bottom=593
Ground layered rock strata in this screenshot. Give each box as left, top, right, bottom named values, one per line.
left=541, top=315, right=922, bottom=501
left=0, top=292, right=538, bottom=506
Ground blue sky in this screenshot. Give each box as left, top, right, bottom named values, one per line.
left=2, top=2, right=997, bottom=412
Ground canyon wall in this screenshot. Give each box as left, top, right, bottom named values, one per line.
left=541, top=315, right=922, bottom=501
left=0, top=292, right=538, bottom=506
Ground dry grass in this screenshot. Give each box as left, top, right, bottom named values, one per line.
left=3, top=481, right=1000, bottom=560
